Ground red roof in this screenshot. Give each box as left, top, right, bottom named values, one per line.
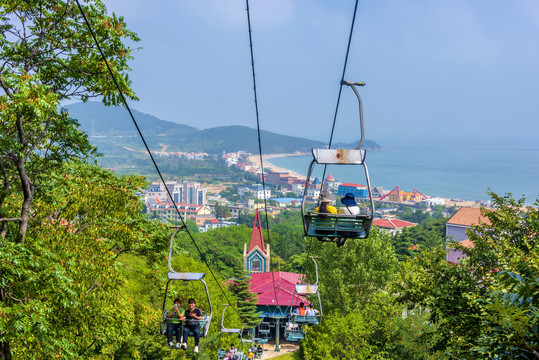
left=447, top=207, right=491, bottom=227
left=249, top=272, right=309, bottom=307
left=373, top=219, right=416, bottom=229
left=326, top=173, right=334, bottom=181
left=248, top=210, right=266, bottom=254
left=339, top=183, right=364, bottom=188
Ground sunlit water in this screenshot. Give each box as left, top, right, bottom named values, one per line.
left=268, top=137, right=539, bottom=203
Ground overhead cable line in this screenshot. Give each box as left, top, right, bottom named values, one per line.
left=74, top=0, right=243, bottom=320
left=245, top=0, right=287, bottom=315
left=321, top=0, right=360, bottom=187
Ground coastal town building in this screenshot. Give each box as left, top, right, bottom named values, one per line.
left=379, top=186, right=428, bottom=203
left=272, top=198, right=302, bottom=208
left=421, top=197, right=446, bottom=206
left=446, top=207, right=490, bottom=264
left=238, top=184, right=272, bottom=200
left=373, top=218, right=417, bottom=235
left=323, top=173, right=339, bottom=191
left=146, top=180, right=207, bottom=206
left=146, top=199, right=212, bottom=222
left=337, top=183, right=368, bottom=199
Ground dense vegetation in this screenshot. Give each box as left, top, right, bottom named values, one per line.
left=2, top=2, right=537, bottom=359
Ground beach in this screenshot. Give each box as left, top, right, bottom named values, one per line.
left=247, top=152, right=492, bottom=208
left=247, top=153, right=308, bottom=181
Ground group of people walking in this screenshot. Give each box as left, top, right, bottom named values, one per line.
left=166, top=298, right=203, bottom=353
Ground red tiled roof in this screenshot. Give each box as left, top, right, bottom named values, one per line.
left=248, top=210, right=266, bottom=254
left=373, top=219, right=417, bottom=229
left=460, top=239, right=475, bottom=248
left=339, top=183, right=364, bottom=188
left=326, top=173, right=334, bottom=181
left=249, top=272, right=309, bottom=306
left=447, top=238, right=476, bottom=249
left=447, top=207, right=491, bottom=227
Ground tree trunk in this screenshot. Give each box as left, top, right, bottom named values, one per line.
left=16, top=157, right=33, bottom=243
left=0, top=335, right=11, bottom=360
left=0, top=287, right=11, bottom=360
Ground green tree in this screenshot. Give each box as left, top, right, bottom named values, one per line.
left=0, top=0, right=138, bottom=241
left=311, top=227, right=399, bottom=315
left=391, top=218, right=447, bottom=260
left=463, top=193, right=539, bottom=359
left=229, top=265, right=260, bottom=328
left=0, top=162, right=167, bottom=359
left=394, top=247, right=484, bottom=357
left=0, top=2, right=139, bottom=357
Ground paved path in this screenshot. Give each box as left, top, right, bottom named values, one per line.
left=259, top=343, right=299, bottom=359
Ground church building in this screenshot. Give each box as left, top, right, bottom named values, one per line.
left=243, top=210, right=271, bottom=273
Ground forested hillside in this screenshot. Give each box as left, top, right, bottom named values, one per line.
left=67, top=102, right=382, bottom=154
left=2, top=2, right=537, bottom=359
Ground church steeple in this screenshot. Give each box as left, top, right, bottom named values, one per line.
left=248, top=209, right=266, bottom=254
left=243, top=210, right=271, bottom=273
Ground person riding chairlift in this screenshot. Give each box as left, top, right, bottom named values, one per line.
left=335, top=193, right=361, bottom=247
left=295, top=302, right=306, bottom=316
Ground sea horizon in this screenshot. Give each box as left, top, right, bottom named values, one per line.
left=267, top=137, right=539, bottom=204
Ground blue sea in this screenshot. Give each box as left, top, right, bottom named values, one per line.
left=268, top=137, right=539, bottom=203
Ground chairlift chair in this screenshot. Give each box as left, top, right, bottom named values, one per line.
left=301, top=81, right=375, bottom=242
left=217, top=304, right=245, bottom=360
left=257, top=321, right=271, bottom=344
left=289, top=257, right=322, bottom=326
left=160, top=227, right=213, bottom=344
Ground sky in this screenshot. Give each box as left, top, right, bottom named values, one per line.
left=101, top=0, right=539, bottom=144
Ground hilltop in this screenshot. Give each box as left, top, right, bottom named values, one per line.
left=65, top=102, right=381, bottom=154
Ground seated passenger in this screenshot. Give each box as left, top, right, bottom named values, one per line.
left=229, top=344, right=239, bottom=360
left=305, top=304, right=316, bottom=316
left=181, top=298, right=203, bottom=353
left=338, top=193, right=360, bottom=215
left=335, top=193, right=362, bottom=247
left=294, top=302, right=306, bottom=316
left=314, top=190, right=337, bottom=215
left=246, top=349, right=255, bottom=359
left=166, top=298, right=185, bottom=348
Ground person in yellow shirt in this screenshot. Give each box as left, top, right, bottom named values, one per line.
left=246, top=349, right=255, bottom=359
left=314, top=190, right=337, bottom=214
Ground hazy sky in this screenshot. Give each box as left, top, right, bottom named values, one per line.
left=101, top=0, right=539, bottom=144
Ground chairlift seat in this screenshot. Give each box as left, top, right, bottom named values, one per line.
left=167, top=272, right=205, bottom=281
left=285, top=333, right=305, bottom=342
left=295, top=284, right=318, bottom=295
left=312, top=148, right=366, bottom=165
left=292, top=314, right=320, bottom=325
left=304, top=212, right=371, bottom=239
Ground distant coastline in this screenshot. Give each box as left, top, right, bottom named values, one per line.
left=247, top=152, right=497, bottom=208
left=246, top=153, right=308, bottom=181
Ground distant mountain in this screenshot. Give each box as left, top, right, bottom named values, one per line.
left=65, top=102, right=381, bottom=154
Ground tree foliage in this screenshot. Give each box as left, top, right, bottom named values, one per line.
left=0, top=162, right=167, bottom=359
left=229, top=266, right=260, bottom=328
left=0, top=0, right=138, bottom=241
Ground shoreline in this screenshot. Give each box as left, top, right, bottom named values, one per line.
left=246, top=153, right=490, bottom=208
left=246, top=153, right=308, bottom=181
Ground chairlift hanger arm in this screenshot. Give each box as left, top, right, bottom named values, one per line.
left=341, top=79, right=365, bottom=150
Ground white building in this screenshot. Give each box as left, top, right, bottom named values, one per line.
left=239, top=184, right=271, bottom=200
left=146, top=181, right=207, bottom=206
left=421, top=197, right=446, bottom=206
